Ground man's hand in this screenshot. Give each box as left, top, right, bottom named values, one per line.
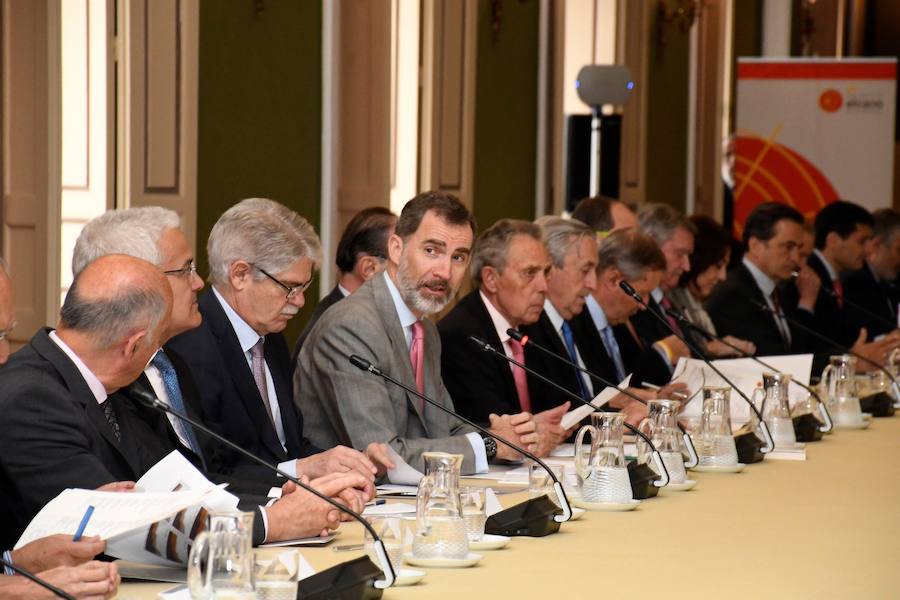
left=707, top=336, right=756, bottom=358
left=488, top=412, right=538, bottom=460
left=620, top=400, right=648, bottom=428
left=656, top=381, right=690, bottom=404
left=11, top=535, right=105, bottom=573
left=296, top=446, right=378, bottom=482
left=532, top=402, right=572, bottom=457
left=364, top=442, right=396, bottom=477
left=28, top=560, right=119, bottom=600
left=94, top=481, right=135, bottom=493
left=796, top=265, right=821, bottom=311
left=851, top=328, right=900, bottom=372
left=265, top=471, right=370, bottom=541
left=660, top=335, right=690, bottom=360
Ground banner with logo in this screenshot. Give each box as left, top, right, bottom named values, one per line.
left=733, top=58, right=896, bottom=236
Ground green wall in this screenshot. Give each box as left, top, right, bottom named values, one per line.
left=472, top=0, right=539, bottom=230
left=644, top=10, right=691, bottom=212
left=197, top=2, right=322, bottom=344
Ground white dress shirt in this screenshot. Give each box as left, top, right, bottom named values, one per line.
left=212, top=286, right=297, bottom=478
left=383, top=272, right=488, bottom=472
left=543, top=299, right=593, bottom=397
left=479, top=291, right=518, bottom=372
left=743, top=257, right=792, bottom=344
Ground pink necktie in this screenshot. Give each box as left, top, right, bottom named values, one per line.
left=409, top=321, right=425, bottom=404
left=507, top=339, right=531, bottom=413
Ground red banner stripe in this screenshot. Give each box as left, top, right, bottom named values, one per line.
left=738, top=62, right=896, bottom=80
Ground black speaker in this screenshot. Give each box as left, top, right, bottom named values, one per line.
left=296, top=556, right=385, bottom=600
left=627, top=460, right=660, bottom=499
left=860, top=392, right=896, bottom=417
left=484, top=495, right=562, bottom=537
left=793, top=413, right=824, bottom=442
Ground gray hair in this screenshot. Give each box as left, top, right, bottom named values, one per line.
left=597, top=228, right=667, bottom=279
left=637, top=203, right=696, bottom=247
left=470, top=219, right=542, bottom=286
left=207, top=198, right=322, bottom=286
left=534, top=216, right=593, bottom=268
left=59, top=271, right=169, bottom=349
left=72, top=207, right=181, bottom=275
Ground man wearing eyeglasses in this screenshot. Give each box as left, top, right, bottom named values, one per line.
left=164, top=199, right=392, bottom=485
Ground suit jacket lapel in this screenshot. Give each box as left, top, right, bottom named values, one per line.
left=372, top=275, right=430, bottom=434
left=470, top=294, right=519, bottom=406
left=265, top=336, right=303, bottom=456
left=200, top=292, right=288, bottom=461
left=737, top=264, right=788, bottom=350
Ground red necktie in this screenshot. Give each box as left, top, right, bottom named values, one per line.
left=507, top=339, right=531, bottom=413
left=409, top=321, right=425, bottom=406
left=832, top=279, right=844, bottom=309
left=660, top=296, right=683, bottom=336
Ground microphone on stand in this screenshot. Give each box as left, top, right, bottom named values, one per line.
left=467, top=336, right=671, bottom=498
left=619, top=281, right=775, bottom=462
left=128, top=388, right=395, bottom=597
left=505, top=327, right=700, bottom=469
left=347, top=355, right=572, bottom=537
left=661, top=306, right=833, bottom=437
left=0, top=557, right=75, bottom=600
left=752, top=301, right=898, bottom=418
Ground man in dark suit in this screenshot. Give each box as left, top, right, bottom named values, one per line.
left=438, top=219, right=570, bottom=457
left=160, top=199, right=389, bottom=483
left=573, top=228, right=687, bottom=425
left=626, top=204, right=693, bottom=377
left=293, top=207, right=396, bottom=360
left=843, top=208, right=900, bottom=340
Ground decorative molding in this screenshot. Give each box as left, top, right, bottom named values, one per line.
left=143, top=0, right=181, bottom=194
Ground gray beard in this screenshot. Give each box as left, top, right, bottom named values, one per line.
left=396, top=261, right=455, bottom=315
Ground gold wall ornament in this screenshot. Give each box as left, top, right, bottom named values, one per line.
left=657, top=0, right=700, bottom=47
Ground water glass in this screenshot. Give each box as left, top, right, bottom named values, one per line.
left=254, top=550, right=301, bottom=600
left=363, top=516, right=406, bottom=571
left=528, top=463, right=565, bottom=507
left=459, top=486, right=487, bottom=542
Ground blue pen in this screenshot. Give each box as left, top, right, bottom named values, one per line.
left=73, top=505, right=95, bottom=542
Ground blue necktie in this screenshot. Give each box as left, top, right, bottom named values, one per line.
left=560, top=321, right=590, bottom=400
left=151, top=350, right=203, bottom=457
left=600, top=325, right=627, bottom=382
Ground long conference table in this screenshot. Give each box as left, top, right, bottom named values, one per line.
left=118, top=416, right=900, bottom=599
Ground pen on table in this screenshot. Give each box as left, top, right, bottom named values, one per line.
left=365, top=499, right=386, bottom=506
left=73, top=505, right=95, bottom=542
left=641, top=382, right=661, bottom=391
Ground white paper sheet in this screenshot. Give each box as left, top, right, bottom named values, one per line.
left=362, top=503, right=416, bottom=516
left=560, top=374, right=633, bottom=430
left=385, top=446, right=425, bottom=485
left=375, top=484, right=418, bottom=497
left=674, top=354, right=814, bottom=424
left=258, top=533, right=338, bottom=547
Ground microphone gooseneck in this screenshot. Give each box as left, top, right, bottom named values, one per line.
left=348, top=354, right=574, bottom=522
left=0, top=557, right=76, bottom=600
left=468, top=336, right=671, bottom=487
left=505, top=327, right=699, bottom=468
left=662, top=306, right=833, bottom=433
left=619, top=281, right=775, bottom=454
left=824, top=287, right=897, bottom=329
left=129, top=388, right=396, bottom=589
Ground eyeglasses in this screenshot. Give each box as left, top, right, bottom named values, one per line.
left=252, top=264, right=312, bottom=299
left=0, top=321, right=17, bottom=342
left=163, top=260, right=198, bottom=279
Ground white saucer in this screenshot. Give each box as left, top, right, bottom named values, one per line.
left=568, top=507, right=586, bottom=521
left=403, top=552, right=483, bottom=568
left=663, top=479, right=697, bottom=491
left=469, top=534, right=510, bottom=551
left=834, top=419, right=871, bottom=430
left=692, top=463, right=746, bottom=473
left=394, top=568, right=426, bottom=586
left=571, top=498, right=640, bottom=511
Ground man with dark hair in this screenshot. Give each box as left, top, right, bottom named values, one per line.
left=438, top=219, right=570, bottom=457
left=296, top=192, right=538, bottom=473
left=293, top=207, right=396, bottom=357
left=843, top=208, right=900, bottom=340
left=571, top=196, right=639, bottom=232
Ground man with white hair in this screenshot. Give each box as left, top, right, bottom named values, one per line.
left=160, top=199, right=391, bottom=483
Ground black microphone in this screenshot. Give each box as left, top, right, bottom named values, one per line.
left=129, top=388, right=395, bottom=596
left=619, top=281, right=775, bottom=461
left=348, top=354, right=571, bottom=537
left=823, top=286, right=898, bottom=329
left=752, top=300, right=899, bottom=417
left=505, top=327, right=700, bottom=469
left=0, top=557, right=75, bottom=600
left=467, top=336, right=672, bottom=497
left=661, top=306, right=834, bottom=436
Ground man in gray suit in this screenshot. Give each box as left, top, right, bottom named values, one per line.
left=296, top=192, right=538, bottom=474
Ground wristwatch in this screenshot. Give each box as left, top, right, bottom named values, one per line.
left=482, top=435, right=497, bottom=461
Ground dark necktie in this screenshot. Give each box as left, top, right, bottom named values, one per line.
left=151, top=350, right=203, bottom=457
left=770, top=289, right=791, bottom=348
left=832, top=279, right=844, bottom=309
left=102, top=399, right=121, bottom=442
left=561, top=321, right=590, bottom=401
left=659, top=296, right=683, bottom=336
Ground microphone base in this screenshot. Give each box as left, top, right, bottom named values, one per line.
left=627, top=461, right=660, bottom=499
left=484, top=495, right=562, bottom=537
left=297, top=556, right=384, bottom=600
left=792, top=413, right=824, bottom=442
left=859, top=392, right=896, bottom=417
left=734, top=430, right=765, bottom=464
